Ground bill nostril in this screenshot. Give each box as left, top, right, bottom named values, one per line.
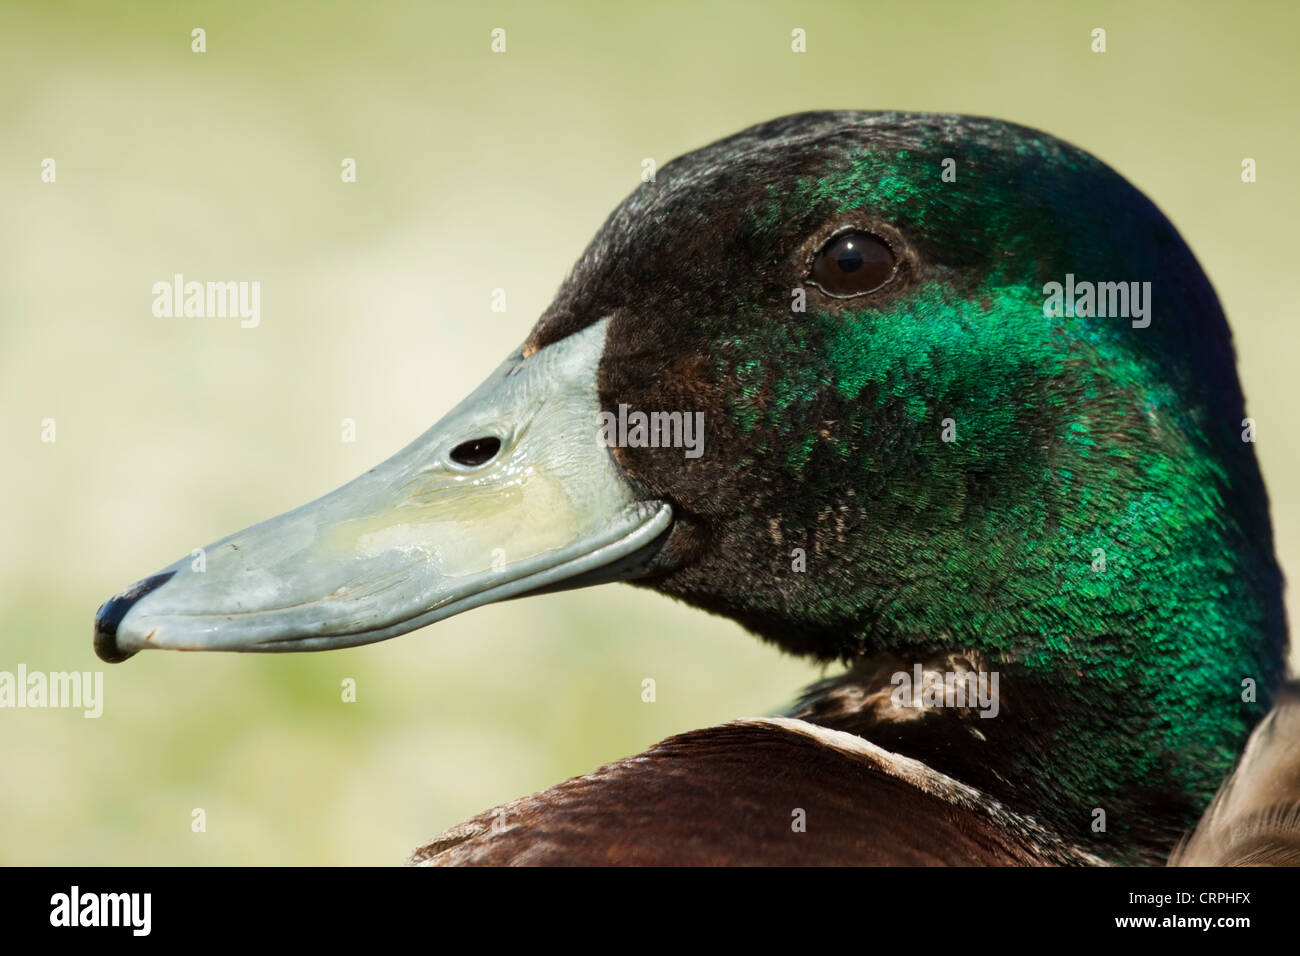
left=449, top=436, right=502, bottom=468
left=93, top=571, right=176, bottom=664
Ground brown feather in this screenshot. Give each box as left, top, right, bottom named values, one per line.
left=1170, top=684, right=1300, bottom=866
left=411, top=719, right=1100, bottom=866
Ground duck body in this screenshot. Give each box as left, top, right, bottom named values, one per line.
left=95, top=112, right=1289, bottom=866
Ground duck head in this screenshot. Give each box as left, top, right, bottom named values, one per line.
left=96, top=112, right=1286, bottom=862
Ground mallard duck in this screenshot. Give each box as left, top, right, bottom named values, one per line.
left=94, top=111, right=1293, bottom=866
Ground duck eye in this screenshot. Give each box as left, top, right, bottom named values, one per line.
left=808, top=231, right=895, bottom=297
left=449, top=436, right=501, bottom=467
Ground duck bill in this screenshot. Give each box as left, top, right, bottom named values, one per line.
left=93, top=318, right=672, bottom=663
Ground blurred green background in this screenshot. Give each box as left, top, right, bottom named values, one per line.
left=2, top=0, right=1296, bottom=864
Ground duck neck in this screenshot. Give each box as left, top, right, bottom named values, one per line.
left=787, top=639, right=1266, bottom=864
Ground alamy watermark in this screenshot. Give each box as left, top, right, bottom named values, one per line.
left=598, top=404, right=705, bottom=459
left=152, top=273, right=260, bottom=328
left=1042, top=274, right=1151, bottom=328
left=890, top=663, right=1000, bottom=718
left=50, top=886, right=150, bottom=936
left=1, top=665, right=103, bottom=718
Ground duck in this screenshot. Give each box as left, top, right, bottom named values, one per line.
left=93, top=111, right=1294, bottom=866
